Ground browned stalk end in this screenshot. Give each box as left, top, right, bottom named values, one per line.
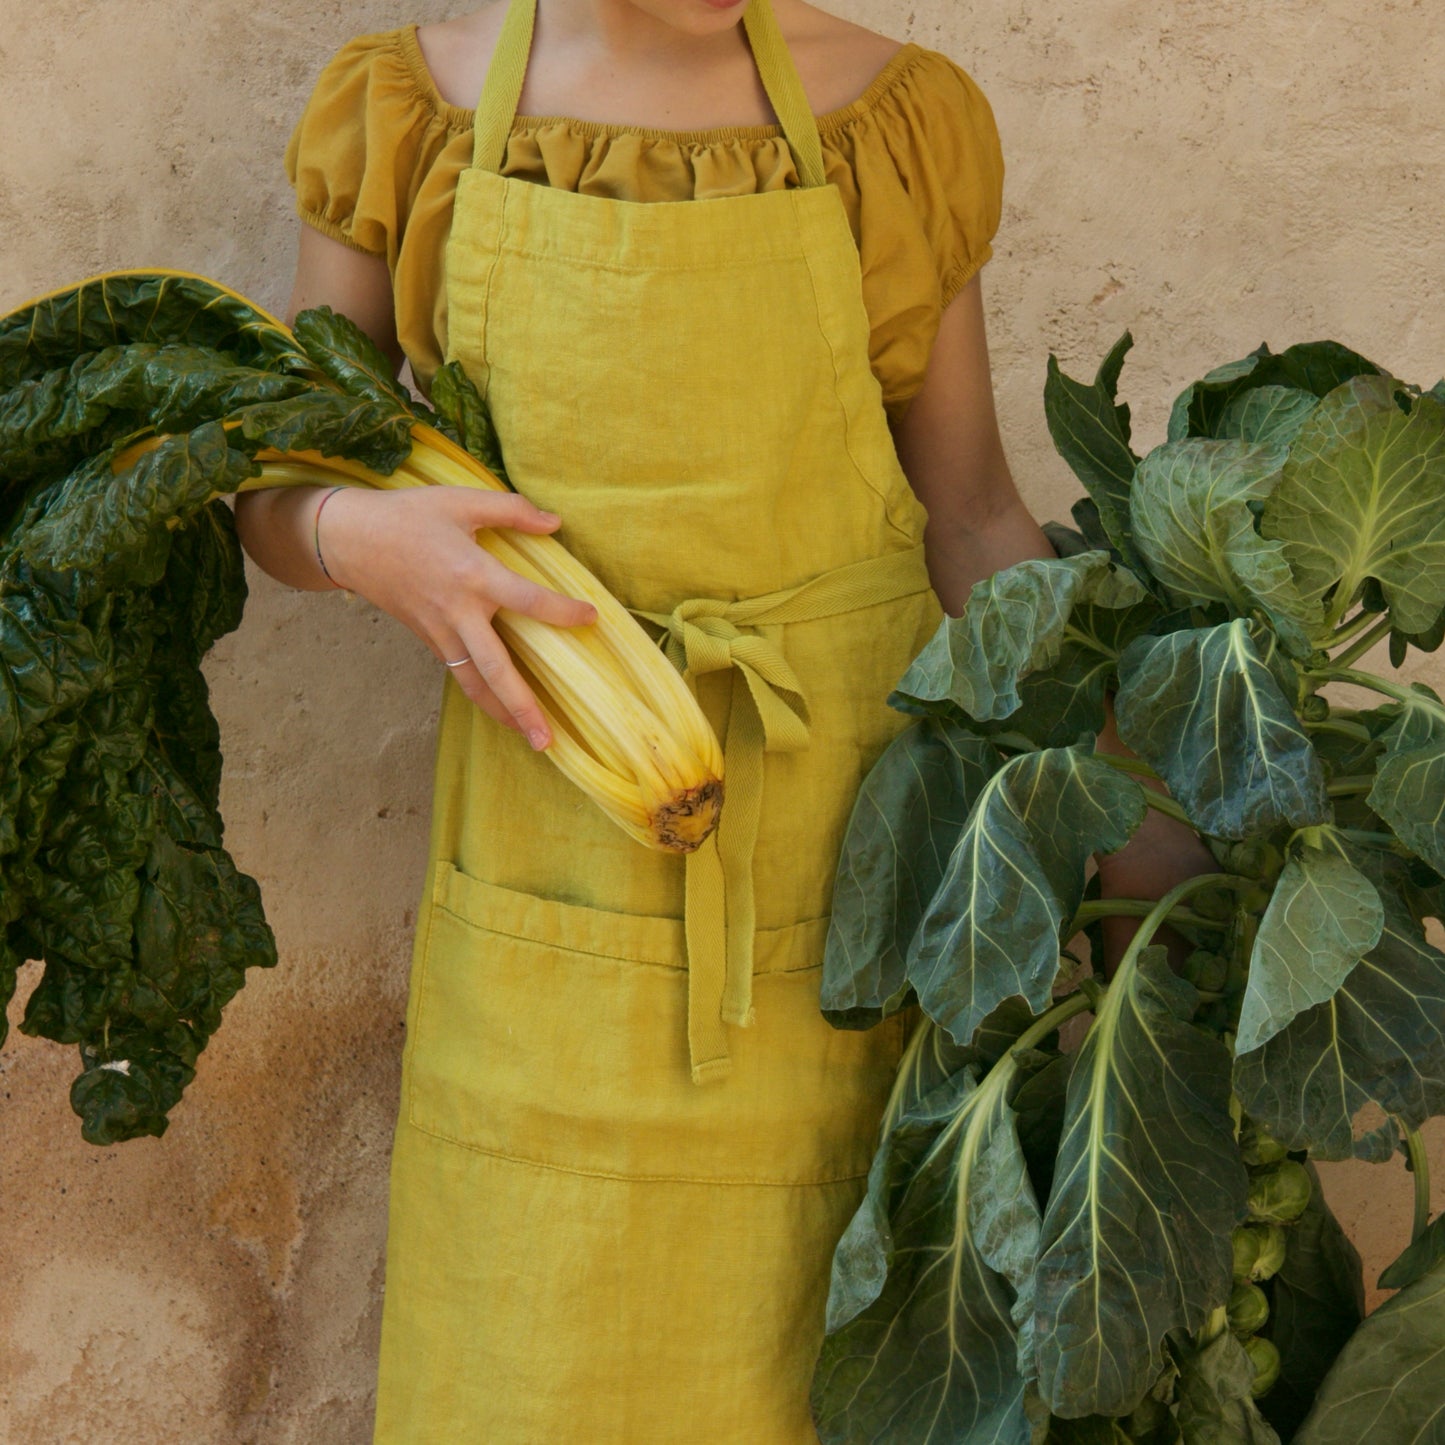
left=651, top=779, right=725, bottom=853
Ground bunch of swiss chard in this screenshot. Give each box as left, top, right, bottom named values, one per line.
left=813, top=336, right=1445, bottom=1442
left=0, top=271, right=491, bottom=1145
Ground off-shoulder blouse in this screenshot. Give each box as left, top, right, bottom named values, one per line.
left=285, top=25, right=1004, bottom=419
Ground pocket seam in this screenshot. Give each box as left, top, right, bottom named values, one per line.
left=399, top=1115, right=873, bottom=1189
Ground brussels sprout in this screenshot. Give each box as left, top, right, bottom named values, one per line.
left=1239, top=1119, right=1289, bottom=1168
left=1247, top=1159, right=1313, bottom=1224
left=1186, top=950, right=1231, bottom=993
left=1227, top=1281, right=1270, bottom=1337
left=1232, top=1227, right=1261, bottom=1282
left=1243, top=1335, right=1281, bottom=1397
left=1301, top=693, right=1330, bottom=722
left=1232, top=1223, right=1288, bottom=1282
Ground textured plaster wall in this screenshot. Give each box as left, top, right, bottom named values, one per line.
left=1, top=0, right=1442, bottom=1440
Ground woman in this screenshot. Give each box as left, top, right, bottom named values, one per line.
left=236, top=0, right=1204, bottom=1436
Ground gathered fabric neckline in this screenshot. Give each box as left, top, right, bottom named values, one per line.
left=394, top=23, right=926, bottom=145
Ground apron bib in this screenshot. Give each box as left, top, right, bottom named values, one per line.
left=374, top=2, right=943, bottom=1437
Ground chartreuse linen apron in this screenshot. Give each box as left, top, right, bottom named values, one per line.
left=373, top=0, right=943, bottom=1437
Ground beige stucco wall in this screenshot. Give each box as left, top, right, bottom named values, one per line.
left=1, top=1, right=1442, bottom=1439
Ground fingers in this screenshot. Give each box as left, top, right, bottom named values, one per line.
left=446, top=486, right=564, bottom=536
left=481, top=556, right=597, bottom=629
left=432, top=621, right=552, bottom=752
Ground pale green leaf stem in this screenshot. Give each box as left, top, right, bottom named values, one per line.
left=1403, top=1126, right=1432, bottom=1245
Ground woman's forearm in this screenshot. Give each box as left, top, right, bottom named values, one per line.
left=922, top=492, right=1054, bottom=615
left=233, top=486, right=345, bottom=593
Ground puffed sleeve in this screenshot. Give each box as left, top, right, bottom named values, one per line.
left=284, top=30, right=455, bottom=268
left=829, top=49, right=1006, bottom=416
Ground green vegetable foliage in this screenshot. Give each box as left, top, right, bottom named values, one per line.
left=815, top=335, right=1445, bottom=1441
left=0, top=271, right=471, bottom=1144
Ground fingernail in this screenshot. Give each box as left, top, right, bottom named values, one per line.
left=528, top=729, right=550, bottom=751
left=540, top=511, right=560, bottom=524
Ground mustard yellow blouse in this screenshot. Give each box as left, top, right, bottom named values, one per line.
left=285, top=25, right=1004, bottom=419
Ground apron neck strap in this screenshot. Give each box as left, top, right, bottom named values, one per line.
left=471, top=0, right=829, bottom=190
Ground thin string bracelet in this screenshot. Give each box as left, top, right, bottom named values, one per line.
left=313, top=485, right=349, bottom=590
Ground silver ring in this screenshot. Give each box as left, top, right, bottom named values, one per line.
left=443, top=656, right=472, bottom=669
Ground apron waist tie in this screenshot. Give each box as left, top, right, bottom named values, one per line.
left=636, top=543, right=932, bottom=1085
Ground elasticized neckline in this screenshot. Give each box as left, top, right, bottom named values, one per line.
left=392, top=24, right=928, bottom=145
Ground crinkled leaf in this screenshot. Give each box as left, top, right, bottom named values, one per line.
left=69, top=1053, right=193, bottom=1146
left=815, top=1020, right=1051, bottom=1445
left=0, top=270, right=310, bottom=388
left=1234, top=886, right=1445, bottom=1160
left=22, top=423, right=258, bottom=583
left=1173, top=1330, right=1282, bottom=1445
left=1168, top=340, right=1381, bottom=443
left=1044, top=335, right=1152, bottom=582
left=1259, top=1167, right=1365, bottom=1439
left=1034, top=949, right=1248, bottom=1417
left=821, top=719, right=1003, bottom=1029
left=1217, top=384, right=1321, bottom=450
left=1263, top=377, right=1445, bottom=633
left=231, top=388, right=413, bottom=473
left=1237, top=847, right=1384, bottom=1053
left=1368, top=687, right=1445, bottom=874
left=891, top=553, right=1150, bottom=730
left=0, top=344, right=305, bottom=489
left=0, top=581, right=111, bottom=753
left=1114, top=620, right=1328, bottom=839
left=1129, top=439, right=1318, bottom=653
left=909, top=745, right=1146, bottom=1047
left=431, top=360, right=510, bottom=485
left=1293, top=1258, right=1445, bottom=1443
left=1378, top=1212, right=1445, bottom=1293
left=292, top=306, right=414, bottom=411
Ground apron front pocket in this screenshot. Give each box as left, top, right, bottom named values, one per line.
left=404, top=860, right=906, bottom=1185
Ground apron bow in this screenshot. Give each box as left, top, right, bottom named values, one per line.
left=633, top=544, right=932, bottom=1085
left=648, top=600, right=811, bottom=755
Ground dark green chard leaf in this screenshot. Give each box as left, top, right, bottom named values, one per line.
left=0, top=575, right=113, bottom=753
left=1262, top=376, right=1445, bottom=633
left=0, top=271, right=332, bottom=1142
left=814, top=1011, right=1058, bottom=1445
left=1114, top=620, right=1328, bottom=839
left=1172, top=1330, right=1281, bottom=1445
left=1168, top=340, right=1381, bottom=443
left=1379, top=1211, right=1445, bottom=1292
left=1236, top=846, right=1384, bottom=1054
left=431, top=360, right=511, bottom=484
left=292, top=306, right=414, bottom=410
left=1292, top=1255, right=1445, bottom=1443
left=1128, top=439, right=1319, bottom=654
left=890, top=552, right=1153, bottom=745
left=232, top=388, right=414, bottom=473
left=0, top=270, right=311, bottom=388
left=1034, top=949, right=1249, bottom=1418
left=1234, top=885, right=1445, bottom=1160
left=1367, top=685, right=1445, bottom=875
left=907, top=745, right=1145, bottom=1047
left=821, top=719, right=1003, bottom=1028
left=0, top=344, right=306, bottom=487
left=22, top=425, right=259, bottom=583
left=1044, top=334, right=1153, bottom=583
left=1257, top=1168, right=1365, bottom=1439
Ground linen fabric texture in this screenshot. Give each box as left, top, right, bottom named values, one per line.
left=285, top=22, right=1004, bottom=420
left=286, top=0, right=990, bottom=1437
